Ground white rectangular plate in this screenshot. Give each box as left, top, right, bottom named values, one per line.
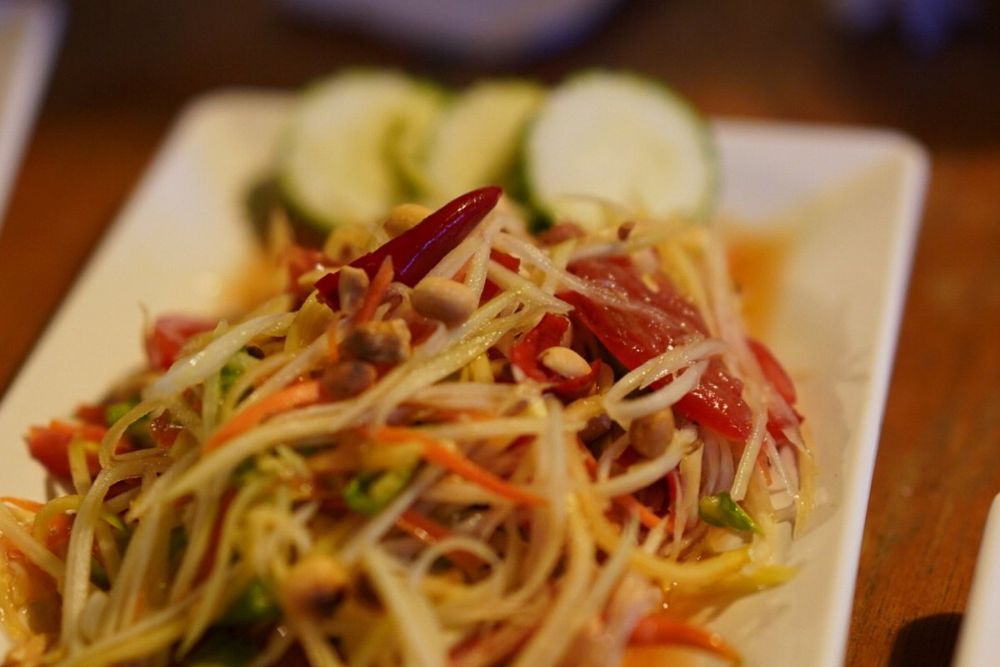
left=0, top=91, right=928, bottom=664
left=0, top=0, right=63, bottom=229
left=953, top=494, right=1000, bottom=667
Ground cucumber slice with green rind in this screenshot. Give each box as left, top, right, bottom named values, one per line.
left=418, top=80, right=546, bottom=205
left=277, top=70, right=444, bottom=231
left=524, top=71, right=718, bottom=230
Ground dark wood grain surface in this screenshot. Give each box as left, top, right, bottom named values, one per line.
left=1, top=1, right=997, bottom=664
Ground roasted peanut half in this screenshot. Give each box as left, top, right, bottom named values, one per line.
left=321, top=359, right=377, bottom=400
left=382, top=203, right=432, bottom=237
left=538, top=346, right=591, bottom=379
left=628, top=408, right=676, bottom=458
left=281, top=554, right=349, bottom=618
left=411, top=277, right=477, bottom=328
left=337, top=265, right=370, bottom=312
left=342, top=319, right=411, bottom=365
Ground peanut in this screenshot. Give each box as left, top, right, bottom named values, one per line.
left=411, top=277, right=477, bottom=327
left=342, top=319, right=411, bottom=365
left=538, top=346, right=591, bottom=379
left=281, top=554, right=349, bottom=618
left=321, top=360, right=377, bottom=400
left=338, top=265, right=370, bottom=312
left=628, top=409, right=676, bottom=459
left=382, top=203, right=432, bottom=237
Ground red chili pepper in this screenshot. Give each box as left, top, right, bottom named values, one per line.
left=509, top=313, right=598, bottom=399
left=316, top=186, right=502, bottom=310
left=559, top=256, right=753, bottom=442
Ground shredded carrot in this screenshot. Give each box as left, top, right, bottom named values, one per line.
left=396, top=509, right=484, bottom=573
left=615, top=494, right=666, bottom=531
left=371, top=427, right=545, bottom=506
left=196, top=490, right=235, bottom=583
left=353, top=256, right=394, bottom=324
left=204, top=380, right=325, bottom=451
left=0, top=497, right=43, bottom=513
left=629, top=612, right=741, bottom=663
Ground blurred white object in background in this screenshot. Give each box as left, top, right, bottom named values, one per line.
left=0, top=0, right=63, bottom=233
left=277, top=0, right=621, bottom=62
left=952, top=495, right=1000, bottom=667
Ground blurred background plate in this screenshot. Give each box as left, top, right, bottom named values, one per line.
left=952, top=495, right=1000, bottom=667
left=0, top=0, right=63, bottom=231
left=276, top=0, right=621, bottom=62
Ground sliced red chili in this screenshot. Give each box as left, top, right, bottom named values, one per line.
left=316, top=186, right=502, bottom=310
left=509, top=313, right=597, bottom=399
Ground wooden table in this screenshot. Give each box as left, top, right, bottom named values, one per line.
left=0, top=1, right=997, bottom=664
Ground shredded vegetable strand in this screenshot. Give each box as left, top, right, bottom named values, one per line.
left=144, top=312, right=293, bottom=401
left=61, top=456, right=172, bottom=652
left=591, top=427, right=696, bottom=497
left=244, top=332, right=329, bottom=407
left=0, top=189, right=814, bottom=667
left=605, top=361, right=709, bottom=426
left=363, top=546, right=447, bottom=667
left=511, top=503, right=594, bottom=667
left=0, top=504, right=65, bottom=581
left=180, top=477, right=269, bottom=652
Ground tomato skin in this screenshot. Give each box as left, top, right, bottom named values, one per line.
left=560, top=257, right=753, bottom=441
left=747, top=338, right=797, bottom=404
left=26, top=421, right=106, bottom=480
left=674, top=360, right=754, bottom=441
left=145, top=314, right=216, bottom=371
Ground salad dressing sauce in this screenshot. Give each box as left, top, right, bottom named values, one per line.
left=723, top=227, right=792, bottom=337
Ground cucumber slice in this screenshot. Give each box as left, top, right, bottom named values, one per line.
left=524, top=71, right=717, bottom=230
left=277, top=71, right=444, bottom=231
left=419, top=80, right=545, bottom=205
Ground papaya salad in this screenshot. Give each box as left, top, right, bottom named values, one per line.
left=0, top=185, right=813, bottom=666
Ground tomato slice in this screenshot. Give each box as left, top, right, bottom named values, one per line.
left=145, top=314, right=216, bottom=371
left=747, top=338, right=796, bottom=404
left=26, top=421, right=106, bottom=480
left=560, top=257, right=752, bottom=441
